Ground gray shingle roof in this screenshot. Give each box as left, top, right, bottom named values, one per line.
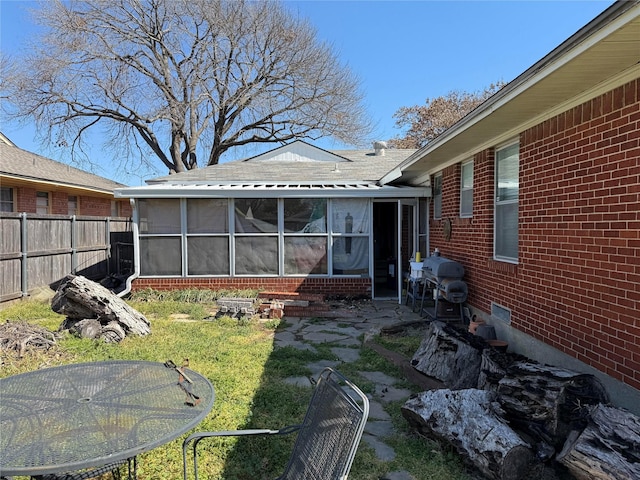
left=147, top=141, right=417, bottom=185
left=0, top=143, right=126, bottom=192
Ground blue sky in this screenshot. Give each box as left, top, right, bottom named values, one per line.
left=1, top=0, right=616, bottom=185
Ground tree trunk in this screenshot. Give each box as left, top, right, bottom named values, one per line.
left=410, top=321, right=485, bottom=389
left=478, top=347, right=511, bottom=391
left=100, top=321, right=127, bottom=343
left=402, top=388, right=534, bottom=480
left=52, top=275, right=150, bottom=338
left=557, top=404, right=640, bottom=480
left=496, top=362, right=609, bottom=449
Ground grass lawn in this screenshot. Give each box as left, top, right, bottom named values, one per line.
left=0, top=290, right=471, bottom=480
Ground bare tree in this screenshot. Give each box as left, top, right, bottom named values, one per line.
left=388, top=83, right=505, bottom=149
left=2, top=0, right=372, bottom=174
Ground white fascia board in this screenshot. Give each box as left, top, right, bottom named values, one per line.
left=378, top=167, right=403, bottom=186
left=2, top=173, right=116, bottom=196
left=114, top=184, right=429, bottom=199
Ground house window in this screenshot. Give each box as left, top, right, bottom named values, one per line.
left=234, top=198, right=278, bottom=275
left=332, top=199, right=369, bottom=275
left=36, top=191, right=50, bottom=214
left=495, top=142, right=519, bottom=262
left=111, top=201, right=119, bottom=217
left=136, top=197, right=375, bottom=279
left=0, top=187, right=13, bottom=212
left=283, top=198, right=327, bottom=275
left=186, top=198, right=230, bottom=275
left=433, top=174, right=442, bottom=219
left=138, top=199, right=182, bottom=275
left=139, top=236, right=182, bottom=275
left=460, top=160, right=473, bottom=217
left=68, top=196, right=78, bottom=215
left=418, top=198, right=428, bottom=258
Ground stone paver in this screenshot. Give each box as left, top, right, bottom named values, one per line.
left=302, top=332, right=352, bottom=343
left=381, top=471, right=417, bottom=480
left=365, top=420, right=395, bottom=438
left=330, top=346, right=360, bottom=363
left=362, top=434, right=397, bottom=461
left=368, top=400, right=392, bottom=421
left=283, top=376, right=314, bottom=387
left=375, top=385, right=413, bottom=403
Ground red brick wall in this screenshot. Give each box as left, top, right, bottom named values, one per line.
left=431, top=79, right=640, bottom=390
left=119, top=200, right=133, bottom=218
left=7, top=184, right=131, bottom=218
left=132, top=277, right=372, bottom=298
left=78, top=195, right=112, bottom=216
left=16, top=187, right=38, bottom=212
left=51, top=191, right=68, bottom=214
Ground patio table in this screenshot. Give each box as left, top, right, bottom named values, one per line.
left=0, top=360, right=215, bottom=478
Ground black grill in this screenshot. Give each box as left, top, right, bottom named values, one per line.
left=421, top=253, right=467, bottom=322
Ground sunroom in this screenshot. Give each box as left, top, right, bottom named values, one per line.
left=115, top=141, right=429, bottom=300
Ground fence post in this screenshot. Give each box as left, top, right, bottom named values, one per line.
left=106, top=217, right=111, bottom=275
left=20, top=212, right=28, bottom=297
left=71, top=215, right=77, bottom=274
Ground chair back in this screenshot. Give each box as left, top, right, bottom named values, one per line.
left=278, top=368, right=369, bottom=480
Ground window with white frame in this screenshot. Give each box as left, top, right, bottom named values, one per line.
left=187, top=198, right=230, bottom=275
left=0, top=187, right=14, bottom=212
left=433, top=174, right=442, bottom=219
left=137, top=197, right=373, bottom=278
left=68, top=196, right=78, bottom=215
left=283, top=198, right=327, bottom=275
left=234, top=198, right=279, bottom=275
left=460, top=160, right=473, bottom=217
left=36, top=191, right=50, bottom=214
left=418, top=198, right=428, bottom=258
left=495, top=143, right=519, bottom=261
left=332, top=198, right=370, bottom=275
left=138, top=198, right=182, bottom=275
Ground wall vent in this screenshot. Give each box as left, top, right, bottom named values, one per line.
left=491, top=302, right=511, bottom=324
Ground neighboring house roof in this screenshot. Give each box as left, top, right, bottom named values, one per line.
left=147, top=141, right=416, bottom=184
left=118, top=141, right=427, bottom=198
left=382, top=0, right=640, bottom=186
left=0, top=132, right=16, bottom=147
left=0, top=142, right=126, bottom=194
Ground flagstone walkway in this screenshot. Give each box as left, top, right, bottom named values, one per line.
left=275, top=299, right=429, bottom=480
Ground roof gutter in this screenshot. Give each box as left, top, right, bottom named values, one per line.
left=379, top=0, right=639, bottom=186
left=115, top=184, right=429, bottom=199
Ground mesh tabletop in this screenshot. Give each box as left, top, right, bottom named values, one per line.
left=0, top=360, right=215, bottom=477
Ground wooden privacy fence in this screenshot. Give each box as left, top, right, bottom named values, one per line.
left=0, top=213, right=133, bottom=303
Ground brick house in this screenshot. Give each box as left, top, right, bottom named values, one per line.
left=1, top=135, right=132, bottom=218
left=380, top=1, right=640, bottom=411
left=1, top=135, right=134, bottom=301
left=116, top=1, right=639, bottom=412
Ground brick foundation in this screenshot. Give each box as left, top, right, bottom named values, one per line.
left=132, top=277, right=372, bottom=298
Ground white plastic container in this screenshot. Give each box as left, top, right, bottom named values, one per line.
left=410, top=262, right=424, bottom=279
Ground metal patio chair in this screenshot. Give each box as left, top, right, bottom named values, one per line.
left=182, top=367, right=369, bottom=480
